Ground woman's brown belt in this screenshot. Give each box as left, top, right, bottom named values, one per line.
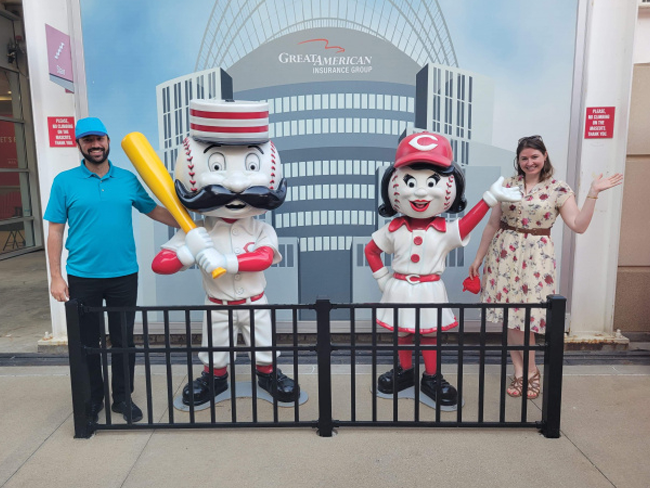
left=500, top=222, right=551, bottom=236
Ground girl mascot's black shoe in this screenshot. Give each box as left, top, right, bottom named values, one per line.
left=377, top=366, right=415, bottom=394
left=420, top=372, right=458, bottom=407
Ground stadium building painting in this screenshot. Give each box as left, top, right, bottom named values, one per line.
left=154, top=0, right=514, bottom=318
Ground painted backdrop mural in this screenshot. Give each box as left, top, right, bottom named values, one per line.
left=80, top=0, right=579, bottom=317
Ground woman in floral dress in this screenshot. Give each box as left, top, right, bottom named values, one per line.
left=468, top=136, right=623, bottom=399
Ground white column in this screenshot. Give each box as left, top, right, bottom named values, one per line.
left=566, top=0, right=638, bottom=344
left=23, top=0, right=82, bottom=346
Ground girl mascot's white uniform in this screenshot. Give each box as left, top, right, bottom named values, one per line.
left=365, top=132, right=521, bottom=408
left=152, top=99, right=299, bottom=405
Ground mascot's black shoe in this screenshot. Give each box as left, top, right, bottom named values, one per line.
left=377, top=366, right=415, bottom=394
left=420, top=372, right=458, bottom=407
left=182, top=371, right=229, bottom=406
left=257, top=369, right=299, bottom=402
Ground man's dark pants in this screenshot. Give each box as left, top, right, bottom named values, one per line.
left=68, top=273, right=138, bottom=404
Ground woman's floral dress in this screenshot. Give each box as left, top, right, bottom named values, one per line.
left=480, top=175, right=573, bottom=333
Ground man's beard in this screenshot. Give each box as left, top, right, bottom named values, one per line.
left=81, top=146, right=110, bottom=165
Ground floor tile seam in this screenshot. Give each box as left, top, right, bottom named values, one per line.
left=0, top=373, right=70, bottom=378
left=560, top=373, right=650, bottom=377
left=96, top=390, right=176, bottom=471
left=327, top=372, right=650, bottom=377
left=2, top=371, right=650, bottom=378
left=0, top=412, right=72, bottom=488
left=559, top=430, right=617, bottom=488
left=117, top=431, right=156, bottom=488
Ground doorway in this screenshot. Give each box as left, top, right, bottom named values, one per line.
left=0, top=10, right=42, bottom=258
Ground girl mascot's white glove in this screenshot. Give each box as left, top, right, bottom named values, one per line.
left=482, top=176, right=522, bottom=207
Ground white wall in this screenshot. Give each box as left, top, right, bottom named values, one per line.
left=634, top=6, right=650, bottom=64
left=567, top=0, right=638, bottom=339
left=23, top=0, right=82, bottom=341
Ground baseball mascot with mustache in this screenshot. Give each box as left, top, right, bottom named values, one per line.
left=152, top=99, right=299, bottom=406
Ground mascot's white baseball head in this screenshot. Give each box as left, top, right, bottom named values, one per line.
left=174, top=99, right=286, bottom=219
left=378, top=131, right=467, bottom=219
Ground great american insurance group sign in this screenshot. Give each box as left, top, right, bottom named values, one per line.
left=228, top=27, right=420, bottom=90
left=278, top=39, right=374, bottom=75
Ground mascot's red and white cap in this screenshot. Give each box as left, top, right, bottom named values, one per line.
left=395, top=132, right=453, bottom=169
left=189, top=99, right=269, bottom=144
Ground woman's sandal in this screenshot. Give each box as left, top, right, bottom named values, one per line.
left=507, top=376, right=523, bottom=397
left=526, top=369, right=541, bottom=399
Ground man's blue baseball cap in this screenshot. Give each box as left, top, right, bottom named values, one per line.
left=75, top=117, right=109, bottom=140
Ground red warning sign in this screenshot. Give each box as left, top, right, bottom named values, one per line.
left=584, top=107, right=615, bottom=139
left=48, top=116, right=76, bottom=147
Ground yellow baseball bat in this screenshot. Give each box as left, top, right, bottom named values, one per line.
left=121, top=132, right=226, bottom=279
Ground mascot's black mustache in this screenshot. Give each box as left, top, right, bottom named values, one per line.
left=175, top=179, right=287, bottom=212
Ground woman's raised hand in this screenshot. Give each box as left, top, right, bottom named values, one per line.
left=589, top=173, right=624, bottom=196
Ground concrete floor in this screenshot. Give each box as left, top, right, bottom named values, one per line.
left=1, top=251, right=650, bottom=487
left=0, top=364, right=649, bottom=488
left=0, top=250, right=52, bottom=354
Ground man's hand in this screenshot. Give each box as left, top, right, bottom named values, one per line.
left=51, top=275, right=69, bottom=302
left=483, top=176, right=522, bottom=207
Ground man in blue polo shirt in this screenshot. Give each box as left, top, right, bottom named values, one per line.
left=45, top=117, right=177, bottom=423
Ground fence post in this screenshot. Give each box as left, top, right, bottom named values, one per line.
left=65, top=299, right=96, bottom=438
left=315, top=298, right=334, bottom=437
left=541, top=294, right=566, bottom=438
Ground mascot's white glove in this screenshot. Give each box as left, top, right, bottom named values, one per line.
left=483, top=176, right=522, bottom=207
left=373, top=267, right=391, bottom=293
left=178, top=227, right=226, bottom=273
left=196, top=248, right=226, bottom=274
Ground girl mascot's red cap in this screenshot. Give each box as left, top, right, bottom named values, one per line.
left=395, top=132, right=454, bottom=170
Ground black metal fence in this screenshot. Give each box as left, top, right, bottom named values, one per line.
left=65, top=295, right=566, bottom=439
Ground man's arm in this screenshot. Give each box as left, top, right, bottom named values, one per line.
left=47, top=222, right=69, bottom=302
left=146, top=205, right=180, bottom=228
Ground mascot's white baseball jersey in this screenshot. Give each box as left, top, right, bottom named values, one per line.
left=152, top=99, right=299, bottom=405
